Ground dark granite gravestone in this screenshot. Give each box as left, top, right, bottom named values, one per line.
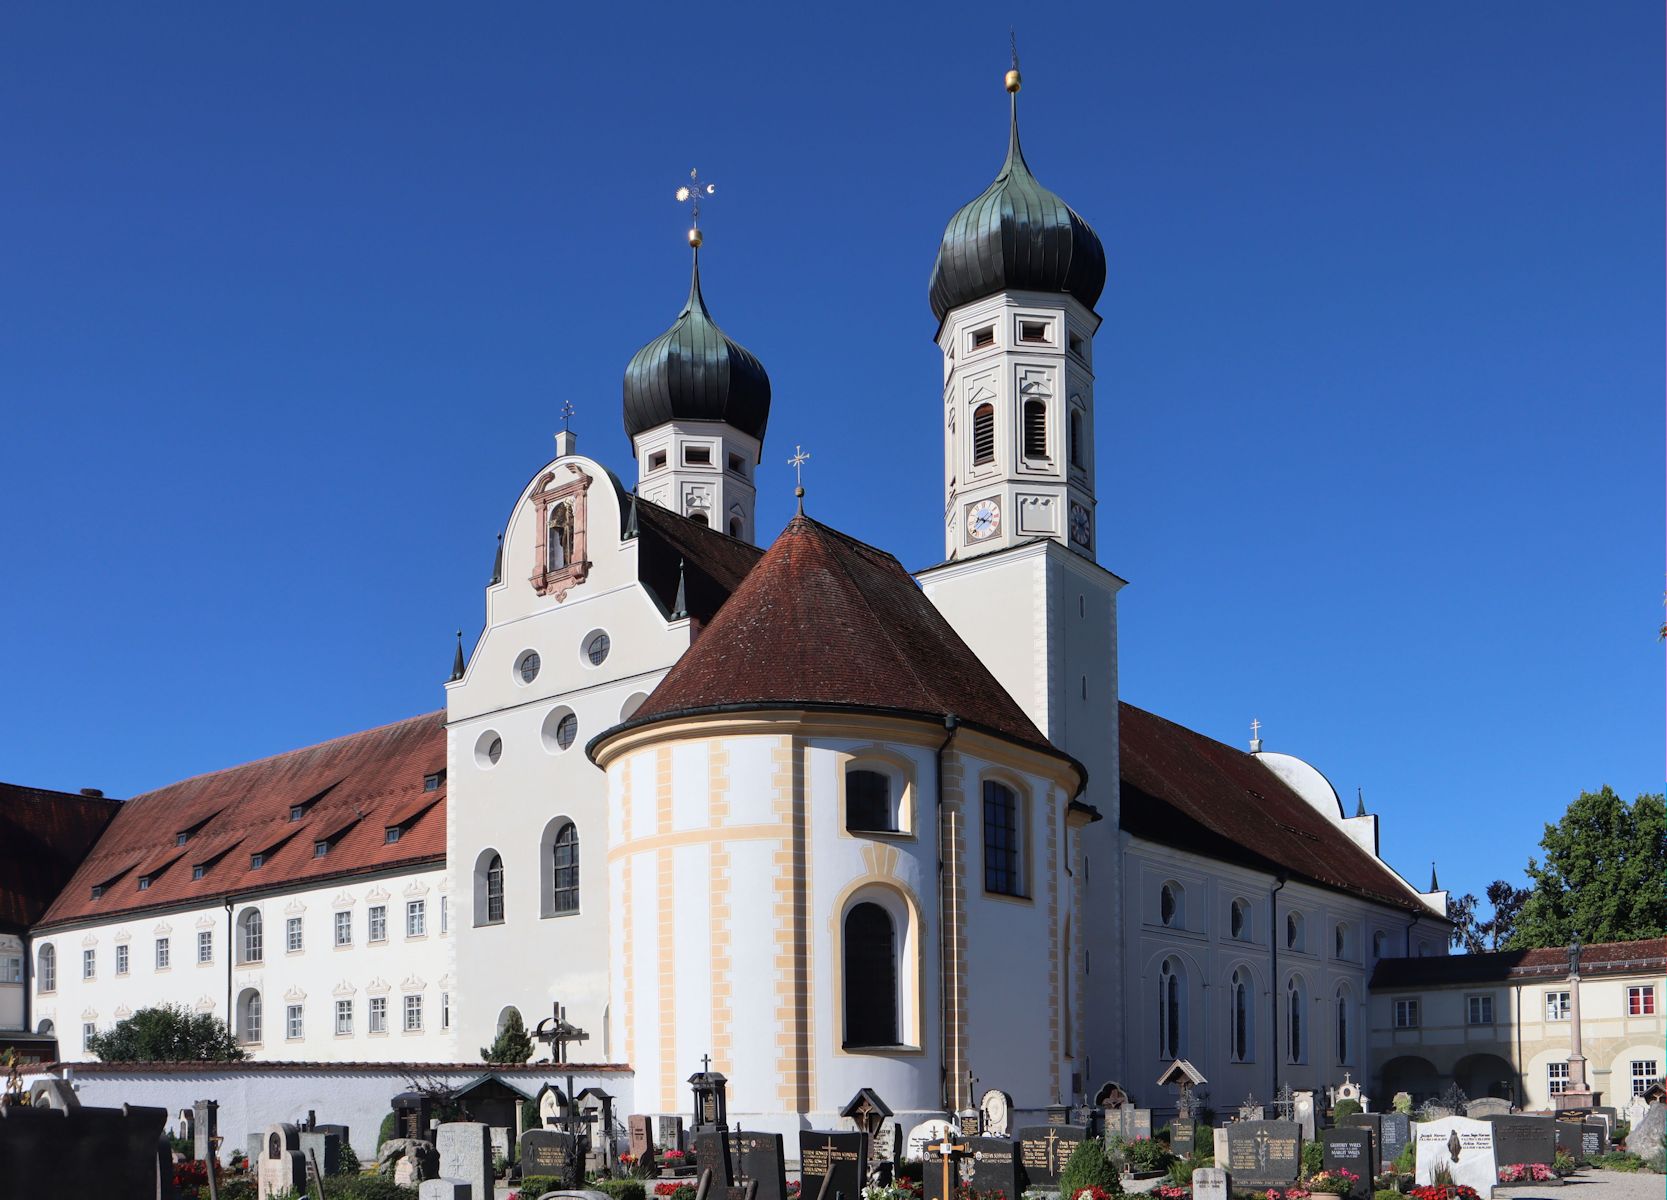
left=1320, top=1127, right=1376, bottom=1200
left=1016, top=1125, right=1086, bottom=1188
left=0, top=1099, right=170, bottom=1197
left=660, top=1115, right=687, bottom=1155
left=799, top=1130, right=868, bottom=1200
left=1581, top=1122, right=1608, bottom=1159
left=299, top=1129, right=341, bottom=1178
left=519, top=1128, right=580, bottom=1187
left=1224, top=1121, right=1303, bottom=1187
left=1108, top=1108, right=1152, bottom=1142
left=733, top=1131, right=788, bottom=1200
left=698, top=1128, right=735, bottom=1186
left=967, top=1136, right=1022, bottom=1200
left=922, top=1140, right=964, bottom=1200
left=1170, top=1120, right=1197, bottom=1157
left=1554, top=1123, right=1582, bottom=1163
left=1340, top=1113, right=1381, bottom=1145
left=1486, top=1116, right=1557, bottom=1167
left=1379, top=1114, right=1411, bottom=1166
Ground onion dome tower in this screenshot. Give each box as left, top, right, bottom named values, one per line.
left=927, top=59, right=1105, bottom=562
left=623, top=204, right=771, bottom=543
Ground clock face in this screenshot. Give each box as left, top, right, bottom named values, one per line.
left=968, top=499, right=1001, bottom=541
left=1069, top=502, right=1092, bottom=547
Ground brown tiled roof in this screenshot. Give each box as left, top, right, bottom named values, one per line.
left=612, top=515, right=1068, bottom=764
left=36, top=712, right=447, bottom=930
left=0, top=784, right=120, bottom=931
left=1119, top=702, right=1431, bottom=914
left=630, top=496, right=763, bottom=625
left=1371, top=938, right=1667, bottom=989
left=38, top=1060, right=635, bottom=1075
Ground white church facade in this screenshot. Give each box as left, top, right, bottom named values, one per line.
left=12, top=67, right=1453, bottom=1140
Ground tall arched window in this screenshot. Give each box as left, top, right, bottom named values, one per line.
left=551, top=824, right=579, bottom=914
left=1230, top=967, right=1253, bottom=1063
left=1069, top=409, right=1085, bottom=469
left=238, top=989, right=262, bottom=1044
left=486, top=854, right=505, bottom=923
left=1230, top=898, right=1250, bottom=940
left=846, top=769, right=896, bottom=834
left=727, top=516, right=743, bottom=538
left=37, top=945, right=55, bottom=992
left=547, top=500, right=575, bottom=569
left=1160, top=882, right=1182, bottom=927
left=972, top=404, right=995, bottom=465
left=1023, top=399, right=1047, bottom=459
left=982, top=780, right=1022, bottom=896
left=1286, top=976, right=1306, bottom=1063
left=1063, top=917, right=1074, bottom=1057
left=1335, top=986, right=1352, bottom=1064
left=1286, top=911, right=1304, bottom=951
left=239, top=910, right=263, bottom=964
left=1157, top=958, right=1183, bottom=1060
left=1371, top=930, right=1388, bottom=960
left=843, top=902, right=898, bottom=1047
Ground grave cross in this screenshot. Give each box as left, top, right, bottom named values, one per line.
left=534, top=1002, right=590, bottom=1063
left=929, top=1135, right=970, bottom=1200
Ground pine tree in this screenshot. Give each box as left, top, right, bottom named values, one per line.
left=481, top=1009, right=535, bottom=1064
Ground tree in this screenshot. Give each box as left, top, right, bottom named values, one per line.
left=1448, top=879, right=1531, bottom=953
left=86, top=1004, right=244, bottom=1062
left=480, top=1009, right=534, bottom=1064
left=1509, top=787, right=1667, bottom=949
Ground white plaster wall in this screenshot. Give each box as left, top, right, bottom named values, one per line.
left=32, top=867, right=451, bottom=1064
left=0, top=933, right=24, bottom=1032
left=632, top=420, right=761, bottom=543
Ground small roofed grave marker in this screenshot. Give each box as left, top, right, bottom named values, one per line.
left=1157, top=1058, right=1206, bottom=1121
left=840, top=1088, right=895, bottom=1181
left=799, top=1129, right=868, bottom=1200
left=690, top=1055, right=729, bottom=1131
left=1320, top=1126, right=1376, bottom=1200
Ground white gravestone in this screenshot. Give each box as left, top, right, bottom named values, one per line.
left=1213, top=1127, right=1230, bottom=1168
left=1193, top=1166, right=1231, bottom=1200
left=436, top=1121, right=493, bottom=1200
left=906, top=1119, right=958, bottom=1161
left=1293, top=1093, right=1316, bottom=1143
left=1414, top=1117, right=1496, bottom=1194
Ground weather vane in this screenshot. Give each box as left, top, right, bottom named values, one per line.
left=560, top=399, right=576, bottom=432
left=676, top=168, right=716, bottom=246
left=788, top=445, right=810, bottom=514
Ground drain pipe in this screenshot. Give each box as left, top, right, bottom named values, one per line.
left=1269, top=874, right=1287, bottom=1099
left=934, top=713, right=960, bottom=1112
left=224, top=897, right=234, bottom=1038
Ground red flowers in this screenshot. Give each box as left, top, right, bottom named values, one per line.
left=1497, top=1164, right=1554, bottom=1183
left=1410, top=1185, right=1482, bottom=1200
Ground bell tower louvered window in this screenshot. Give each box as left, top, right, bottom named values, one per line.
left=972, top=404, right=995, bottom=465
left=1023, top=399, right=1047, bottom=460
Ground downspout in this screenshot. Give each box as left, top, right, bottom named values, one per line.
left=21, top=930, right=32, bottom=1046
left=1514, top=984, right=1524, bottom=1107
left=224, top=897, right=234, bottom=1041
left=1269, top=874, right=1287, bottom=1099
left=934, top=713, right=960, bottom=1112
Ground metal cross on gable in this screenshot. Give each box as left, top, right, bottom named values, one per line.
left=561, top=400, right=576, bottom=432
left=676, top=168, right=716, bottom=231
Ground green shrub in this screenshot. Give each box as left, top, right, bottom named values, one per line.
left=1594, top=1151, right=1646, bottom=1172
left=217, top=1181, right=258, bottom=1200
left=1059, top=1137, right=1123, bottom=1196
left=518, top=1176, right=561, bottom=1196
left=1374, top=1190, right=1403, bottom=1200
left=1613, top=1120, right=1631, bottom=1145
left=1167, top=1151, right=1214, bottom=1185
left=1301, top=1141, right=1324, bottom=1178
left=1124, top=1138, right=1174, bottom=1172
left=1392, top=1094, right=1413, bottom=1115
left=596, top=1179, right=647, bottom=1200
left=377, top=1112, right=397, bottom=1153
left=336, top=1142, right=361, bottom=1176
left=1392, top=1145, right=1415, bottom=1175
left=320, top=1176, right=418, bottom=1200
left=1333, top=1100, right=1363, bottom=1120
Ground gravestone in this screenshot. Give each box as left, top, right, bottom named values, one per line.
left=300, top=1129, right=342, bottom=1178
left=1170, top=1120, right=1197, bottom=1157
left=520, top=1129, right=580, bottom=1188
left=1015, top=1124, right=1085, bottom=1188
left=966, top=1136, right=1021, bottom=1200
left=1580, top=1121, right=1608, bottom=1158
left=1212, top=1127, right=1229, bottom=1169
left=1223, top=1121, right=1302, bottom=1187
left=393, top=1143, right=440, bottom=1187
left=1625, top=1096, right=1649, bottom=1131
left=537, top=1084, right=569, bottom=1130
left=696, top=1127, right=734, bottom=1186
left=0, top=1099, right=170, bottom=1198
left=248, top=1133, right=263, bottom=1166
left=1379, top=1114, right=1411, bottom=1166
left=1486, top=1116, right=1556, bottom=1167
left=906, top=1119, right=957, bottom=1161
left=1293, top=1093, right=1316, bottom=1143
left=1192, top=1166, right=1231, bottom=1200
left=872, top=1121, right=902, bottom=1174
left=733, top=1130, right=788, bottom=1200
left=176, top=1108, right=195, bottom=1144
left=1340, top=1113, right=1381, bottom=1151
left=489, top=1126, right=511, bottom=1165
left=436, top=1121, right=492, bottom=1200
left=418, top=1182, right=471, bottom=1200
left=980, top=1089, right=1014, bottom=1138
left=1107, top=1108, right=1152, bottom=1142
left=1553, top=1122, right=1581, bottom=1163
left=27, top=1079, right=79, bottom=1112
left=659, top=1115, right=686, bottom=1155
left=258, top=1124, right=307, bottom=1200
left=1465, top=1098, right=1511, bottom=1120
left=799, top=1129, right=867, bottom=1200
left=395, top=1092, right=435, bottom=1142
left=629, top=1114, right=656, bottom=1169
left=922, top=1139, right=964, bottom=1200
left=1413, top=1116, right=1497, bottom=1193
left=1320, top=1127, right=1376, bottom=1200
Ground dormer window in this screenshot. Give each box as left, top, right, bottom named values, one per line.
left=529, top=466, right=594, bottom=600
left=250, top=853, right=265, bottom=869
left=385, top=826, right=402, bottom=845
left=192, top=865, right=206, bottom=881
left=313, top=841, right=329, bottom=859
left=175, top=833, right=189, bottom=847
left=289, top=805, right=304, bottom=822
left=137, top=876, right=151, bottom=891
left=90, top=885, right=104, bottom=899
left=423, top=771, right=444, bottom=792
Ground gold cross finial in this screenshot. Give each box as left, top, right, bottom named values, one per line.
left=788, top=445, right=810, bottom=514
left=676, top=168, right=716, bottom=247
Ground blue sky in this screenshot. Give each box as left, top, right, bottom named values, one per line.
left=1, top=3, right=1660, bottom=922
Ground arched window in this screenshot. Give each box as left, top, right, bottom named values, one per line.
left=1286, top=976, right=1306, bottom=1063
left=486, top=854, right=505, bottom=923
left=1063, top=917, right=1074, bottom=1057
left=36, top=1019, right=54, bottom=1036
left=238, top=989, right=262, bottom=1044
left=846, top=769, right=896, bottom=834
left=1286, top=911, right=1304, bottom=951
left=550, top=824, right=579, bottom=914
left=547, top=500, right=575, bottom=569
left=1230, top=898, right=1249, bottom=940
left=688, top=511, right=709, bottom=527
left=1335, top=923, right=1345, bottom=957
left=1022, top=399, right=1047, bottom=459
left=843, top=902, right=898, bottom=1047
left=972, top=403, right=995, bottom=465
left=727, top=517, right=743, bottom=538
left=1157, top=957, right=1183, bottom=1060
left=496, top=1006, right=521, bottom=1037
left=239, top=910, right=263, bottom=964
left=1372, top=930, right=1388, bottom=960
left=37, top=945, right=55, bottom=992
left=1160, top=882, right=1182, bottom=927
left=1069, top=408, right=1085, bottom=469
left=1230, top=967, right=1253, bottom=1063
left=1335, top=986, right=1352, bottom=1064
left=982, top=780, right=1022, bottom=896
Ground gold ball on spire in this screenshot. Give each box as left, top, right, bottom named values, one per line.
left=688, top=227, right=704, bottom=248
left=1005, top=68, right=1022, bottom=93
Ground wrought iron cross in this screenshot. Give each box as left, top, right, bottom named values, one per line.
left=561, top=400, right=576, bottom=432
left=788, top=445, right=810, bottom=514
left=676, top=168, right=716, bottom=231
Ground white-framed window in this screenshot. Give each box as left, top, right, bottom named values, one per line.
left=285, top=917, right=303, bottom=953
left=1467, top=994, right=1494, bottom=1025
left=238, top=990, right=262, bottom=1044
left=1546, top=990, right=1571, bottom=1021
left=154, top=938, right=169, bottom=970
left=406, top=900, right=426, bottom=937
left=1547, top=1061, right=1569, bottom=1095
left=239, top=909, right=263, bottom=963
left=1394, top=998, right=1420, bottom=1028
left=82, top=1022, right=95, bottom=1051
left=1286, top=976, right=1307, bottom=1064
left=335, top=999, right=353, bottom=1036
left=1627, top=986, right=1656, bottom=1016
left=197, top=931, right=212, bottom=964
left=1632, top=1061, right=1660, bottom=1097
left=403, top=994, right=423, bottom=1032
left=0, top=954, right=21, bottom=984
left=369, top=996, right=388, bottom=1034
left=37, top=945, right=55, bottom=992
left=982, top=779, right=1025, bottom=897
left=1286, top=911, right=1305, bottom=951
left=368, top=905, right=387, bottom=943
left=115, top=944, right=128, bottom=976
left=82, top=948, right=96, bottom=979
left=1157, top=957, right=1185, bottom=1060
left=334, top=911, right=352, bottom=947
left=1371, top=930, right=1388, bottom=959
left=285, top=1004, right=303, bottom=1040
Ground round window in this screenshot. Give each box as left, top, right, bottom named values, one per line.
left=517, top=651, right=541, bottom=684
left=556, top=713, right=578, bottom=750
left=584, top=631, right=611, bottom=667
left=541, top=708, right=579, bottom=754
left=474, top=731, right=504, bottom=769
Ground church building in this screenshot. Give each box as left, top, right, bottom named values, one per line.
left=12, top=65, right=1452, bottom=1140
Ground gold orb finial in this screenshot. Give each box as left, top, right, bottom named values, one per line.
left=1005, top=68, right=1021, bottom=93
left=688, top=227, right=703, bottom=248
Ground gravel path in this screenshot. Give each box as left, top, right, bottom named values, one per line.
left=1493, top=1169, right=1666, bottom=1200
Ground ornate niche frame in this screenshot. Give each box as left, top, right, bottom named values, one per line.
left=529, top=465, right=593, bottom=601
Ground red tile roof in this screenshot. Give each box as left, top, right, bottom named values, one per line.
left=1119, top=702, right=1432, bottom=914
left=1371, top=937, right=1666, bottom=988
left=35, top=712, right=446, bottom=930
left=611, top=515, right=1069, bottom=764
left=0, top=784, right=121, bottom=931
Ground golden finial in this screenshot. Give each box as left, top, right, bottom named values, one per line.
left=1006, top=29, right=1022, bottom=92
left=688, top=227, right=703, bottom=248
left=676, top=168, right=715, bottom=247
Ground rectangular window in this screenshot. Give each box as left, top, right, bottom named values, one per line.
left=647, top=450, right=667, bottom=472
left=403, top=994, right=423, bottom=1032
left=683, top=444, right=712, bottom=466
left=423, top=771, right=442, bottom=792
left=1, top=955, right=22, bottom=984
left=90, top=885, right=103, bottom=899
left=442, top=992, right=451, bottom=1029
left=1628, top=986, right=1656, bottom=1016
left=1394, top=998, right=1420, bottom=1029
left=1467, top=995, right=1494, bottom=1025
left=1019, top=319, right=1049, bottom=343
left=369, top=996, right=388, bottom=1034
left=369, top=906, right=387, bottom=943
left=406, top=900, right=426, bottom=938
left=115, top=944, right=129, bottom=976
left=39, top=951, right=56, bottom=992
left=970, top=325, right=995, bottom=350
left=191, top=865, right=205, bottom=880
left=1632, top=1061, right=1660, bottom=1097
left=286, top=917, right=303, bottom=953
left=137, top=876, right=150, bottom=891
left=82, top=1022, right=94, bottom=1051
left=1546, top=991, right=1571, bottom=1021
left=289, top=805, right=304, bottom=822
left=335, top=999, right=353, bottom=1036
left=334, top=911, right=352, bottom=947
left=285, top=1004, right=303, bottom=1040
left=982, top=779, right=1023, bottom=897
left=1548, top=1061, right=1569, bottom=1095
left=197, top=931, right=212, bottom=964
left=313, top=840, right=328, bottom=858
left=83, top=948, right=96, bottom=979
left=384, top=827, right=400, bottom=844
left=176, top=832, right=189, bottom=847
left=155, top=938, right=170, bottom=970
left=250, top=853, right=264, bottom=869
left=440, top=897, right=448, bottom=934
